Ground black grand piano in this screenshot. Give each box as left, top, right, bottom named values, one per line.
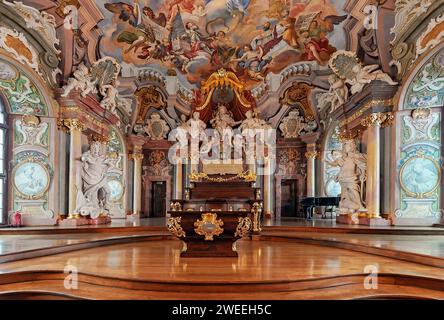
left=300, top=197, right=340, bottom=220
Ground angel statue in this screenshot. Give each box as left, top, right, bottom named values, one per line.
left=347, top=64, right=398, bottom=95
left=74, top=139, right=112, bottom=219
left=61, top=63, right=97, bottom=97
left=100, top=83, right=119, bottom=114
left=239, top=109, right=271, bottom=132
left=328, top=74, right=348, bottom=110
left=326, top=139, right=367, bottom=215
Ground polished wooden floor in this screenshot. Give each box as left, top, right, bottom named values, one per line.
left=0, top=237, right=443, bottom=299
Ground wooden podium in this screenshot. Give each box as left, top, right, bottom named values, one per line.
left=167, top=173, right=263, bottom=257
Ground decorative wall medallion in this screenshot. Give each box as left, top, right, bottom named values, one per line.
left=0, top=27, right=40, bottom=76
left=234, top=217, right=252, bottom=238
left=400, top=154, right=440, bottom=198
left=329, top=50, right=360, bottom=80
left=107, top=177, right=124, bottom=202
left=279, top=110, right=313, bottom=138
left=12, top=160, right=50, bottom=200
left=194, top=213, right=224, bottom=241
left=144, top=113, right=170, bottom=140
left=167, top=217, right=186, bottom=238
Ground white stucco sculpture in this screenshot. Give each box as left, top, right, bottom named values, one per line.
left=61, top=63, right=97, bottom=97
left=347, top=64, right=398, bottom=95
left=239, top=109, right=271, bottom=132
left=328, top=75, right=348, bottom=110
left=100, top=83, right=119, bottom=114
left=74, top=139, right=112, bottom=219
left=327, top=139, right=367, bottom=215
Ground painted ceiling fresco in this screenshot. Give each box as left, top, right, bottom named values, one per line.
left=99, top=0, right=347, bottom=88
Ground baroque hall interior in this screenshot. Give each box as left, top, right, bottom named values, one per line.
left=0, top=0, right=442, bottom=301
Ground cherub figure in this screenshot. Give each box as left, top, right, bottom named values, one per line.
left=328, top=74, right=348, bottom=110
left=61, top=63, right=97, bottom=97
left=347, top=64, right=398, bottom=95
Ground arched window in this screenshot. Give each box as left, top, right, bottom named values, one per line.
left=0, top=99, right=7, bottom=223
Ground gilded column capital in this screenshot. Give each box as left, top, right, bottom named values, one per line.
left=57, top=118, right=85, bottom=132
left=361, top=112, right=394, bottom=128
left=129, top=153, right=144, bottom=161
left=305, top=150, right=319, bottom=159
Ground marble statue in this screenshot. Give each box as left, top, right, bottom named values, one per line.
left=347, top=64, right=398, bottom=95
left=239, top=110, right=271, bottom=132
left=186, top=111, right=207, bottom=139
left=328, top=75, right=348, bottom=110
left=327, top=139, right=367, bottom=215
left=210, top=105, right=238, bottom=136
left=61, top=63, right=97, bottom=97
left=100, top=83, right=119, bottom=114
left=74, top=139, right=112, bottom=219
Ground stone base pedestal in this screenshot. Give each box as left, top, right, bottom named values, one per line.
left=336, top=214, right=359, bottom=225
left=336, top=214, right=391, bottom=226
left=358, top=217, right=391, bottom=226
left=58, top=216, right=112, bottom=226
left=21, top=214, right=58, bottom=227
left=390, top=217, right=441, bottom=226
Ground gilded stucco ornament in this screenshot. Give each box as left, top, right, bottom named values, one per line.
left=234, top=217, right=252, bottom=238
left=194, top=213, right=224, bottom=241
left=167, top=217, right=186, bottom=238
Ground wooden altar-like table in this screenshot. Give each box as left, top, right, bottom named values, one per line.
left=167, top=176, right=263, bottom=257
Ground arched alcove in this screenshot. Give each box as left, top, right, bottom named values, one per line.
left=0, top=53, right=59, bottom=224
left=391, top=44, right=444, bottom=225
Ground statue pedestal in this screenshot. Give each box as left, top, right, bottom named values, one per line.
left=58, top=216, right=112, bottom=226
left=336, top=213, right=391, bottom=226
left=358, top=217, right=391, bottom=226
left=336, top=213, right=359, bottom=225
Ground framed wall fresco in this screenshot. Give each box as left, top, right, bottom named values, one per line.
left=108, top=175, right=125, bottom=203
left=12, top=159, right=50, bottom=200
left=0, top=58, right=48, bottom=116
left=400, top=153, right=440, bottom=198
left=403, top=48, right=444, bottom=109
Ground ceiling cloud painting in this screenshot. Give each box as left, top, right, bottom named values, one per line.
left=99, top=0, right=347, bottom=88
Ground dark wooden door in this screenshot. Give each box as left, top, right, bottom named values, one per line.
left=281, top=179, right=298, bottom=217
left=151, top=181, right=166, bottom=217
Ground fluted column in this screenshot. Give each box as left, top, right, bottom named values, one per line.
left=361, top=112, right=393, bottom=218
left=305, top=144, right=318, bottom=197
left=58, top=119, right=85, bottom=215
left=130, top=149, right=144, bottom=215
